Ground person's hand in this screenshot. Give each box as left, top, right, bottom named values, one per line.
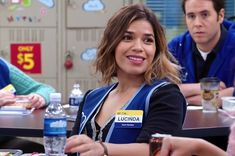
left=227, top=122, right=235, bottom=154
left=0, top=90, right=15, bottom=106
left=65, top=134, right=105, bottom=156
left=160, top=136, right=226, bottom=156
left=186, top=95, right=201, bottom=105
left=160, top=137, right=196, bottom=156
left=27, top=93, right=46, bottom=109
left=219, top=81, right=226, bottom=90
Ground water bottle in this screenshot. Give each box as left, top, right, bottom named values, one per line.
left=69, top=83, right=83, bottom=113
left=44, top=93, right=67, bottom=156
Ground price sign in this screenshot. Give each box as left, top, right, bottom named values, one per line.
left=11, top=43, right=41, bottom=74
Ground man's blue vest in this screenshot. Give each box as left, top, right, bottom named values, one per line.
left=0, top=58, right=11, bottom=89
left=78, top=80, right=169, bottom=143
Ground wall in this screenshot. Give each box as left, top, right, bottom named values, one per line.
left=0, top=0, right=142, bottom=102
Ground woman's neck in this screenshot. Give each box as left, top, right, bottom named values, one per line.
left=116, top=75, right=144, bottom=92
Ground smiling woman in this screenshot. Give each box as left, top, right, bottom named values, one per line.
left=114, top=19, right=156, bottom=78
left=66, top=3, right=186, bottom=156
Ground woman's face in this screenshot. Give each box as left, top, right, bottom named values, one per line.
left=115, top=19, right=156, bottom=78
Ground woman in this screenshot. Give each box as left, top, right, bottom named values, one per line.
left=65, top=4, right=186, bottom=156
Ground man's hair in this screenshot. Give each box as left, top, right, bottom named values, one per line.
left=94, top=4, right=181, bottom=84
left=181, top=0, right=224, bottom=14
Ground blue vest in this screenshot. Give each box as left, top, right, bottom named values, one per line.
left=79, top=80, right=169, bottom=143
left=0, top=58, right=11, bottom=89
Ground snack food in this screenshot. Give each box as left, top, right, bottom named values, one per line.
left=0, top=152, right=12, bottom=156
left=2, top=97, right=32, bottom=109
left=0, top=97, right=32, bottom=111
left=13, top=97, right=32, bottom=109
left=0, top=150, right=22, bottom=156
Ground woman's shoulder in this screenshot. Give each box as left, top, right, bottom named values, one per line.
left=151, top=79, right=180, bottom=92
left=150, top=82, right=186, bottom=108
left=152, top=83, right=181, bottom=96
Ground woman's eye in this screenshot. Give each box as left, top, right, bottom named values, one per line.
left=123, top=35, right=132, bottom=41
left=144, top=38, right=154, bottom=44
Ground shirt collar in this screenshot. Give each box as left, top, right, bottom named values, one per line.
left=214, top=25, right=227, bottom=54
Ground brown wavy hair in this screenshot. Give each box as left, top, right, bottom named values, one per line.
left=94, top=4, right=181, bottom=85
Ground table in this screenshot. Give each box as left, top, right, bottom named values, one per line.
left=181, top=107, right=235, bottom=150
left=180, top=107, right=235, bottom=137
left=0, top=107, right=234, bottom=138
left=0, top=108, right=74, bottom=137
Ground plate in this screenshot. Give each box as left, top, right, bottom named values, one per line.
left=0, top=107, right=35, bottom=115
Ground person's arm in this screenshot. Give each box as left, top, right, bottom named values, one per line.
left=7, top=63, right=55, bottom=108
left=178, top=83, right=201, bottom=98
left=0, top=90, right=15, bottom=106
left=65, top=134, right=149, bottom=156
left=220, top=87, right=234, bottom=97
left=186, top=95, right=201, bottom=105
left=227, top=122, right=235, bottom=155
left=186, top=87, right=235, bottom=106
left=179, top=81, right=227, bottom=98
left=160, top=137, right=226, bottom=156
left=137, top=83, right=186, bottom=142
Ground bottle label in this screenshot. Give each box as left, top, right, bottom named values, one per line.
left=69, top=97, right=82, bottom=106
left=44, top=118, right=67, bottom=136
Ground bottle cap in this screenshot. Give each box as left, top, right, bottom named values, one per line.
left=71, top=83, right=83, bottom=95
left=151, top=133, right=171, bottom=138
left=74, top=83, right=80, bottom=88
left=50, top=93, right=61, bottom=102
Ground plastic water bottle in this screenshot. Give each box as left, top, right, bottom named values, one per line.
left=44, top=93, right=67, bottom=156
left=69, top=83, right=83, bottom=113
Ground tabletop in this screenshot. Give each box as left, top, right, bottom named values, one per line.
left=0, top=106, right=234, bottom=138
left=0, top=108, right=74, bottom=137
left=179, top=106, right=235, bottom=137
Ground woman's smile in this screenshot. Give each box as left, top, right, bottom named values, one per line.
left=127, top=55, right=145, bottom=65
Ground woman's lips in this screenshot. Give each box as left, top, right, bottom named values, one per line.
left=127, top=56, right=145, bottom=64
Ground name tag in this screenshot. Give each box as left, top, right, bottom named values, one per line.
left=1, top=84, right=16, bottom=94
left=114, top=110, right=143, bottom=128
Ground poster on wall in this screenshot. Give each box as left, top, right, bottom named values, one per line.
left=10, top=43, right=41, bottom=74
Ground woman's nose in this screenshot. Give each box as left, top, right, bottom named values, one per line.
left=132, top=39, right=143, bottom=52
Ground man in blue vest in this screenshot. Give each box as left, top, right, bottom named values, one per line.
left=168, top=0, right=235, bottom=105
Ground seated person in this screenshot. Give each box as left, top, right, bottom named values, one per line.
left=168, top=0, right=235, bottom=105
left=65, top=4, right=186, bottom=156
left=0, top=57, right=55, bottom=153
left=0, top=58, right=55, bottom=108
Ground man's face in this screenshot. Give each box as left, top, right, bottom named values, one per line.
left=185, top=0, right=224, bottom=51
